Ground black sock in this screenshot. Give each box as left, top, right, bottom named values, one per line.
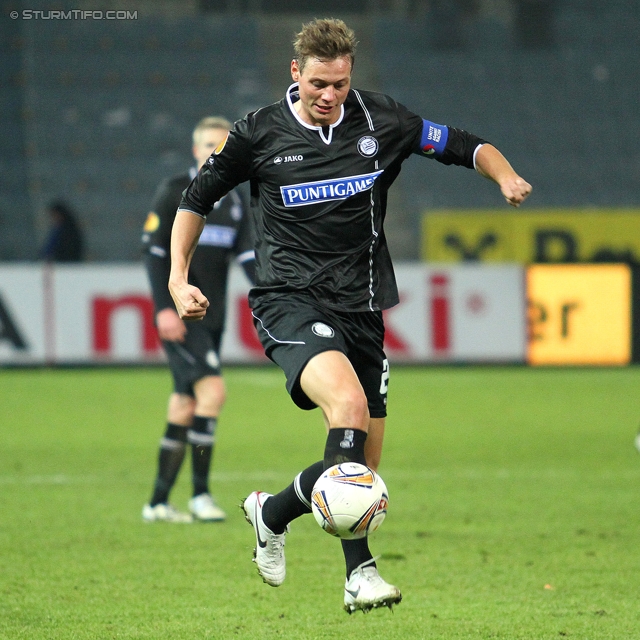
left=342, top=538, right=376, bottom=578
left=262, top=460, right=325, bottom=534
left=323, top=428, right=374, bottom=576
left=150, top=423, right=187, bottom=506
left=323, top=427, right=367, bottom=469
left=189, top=416, right=216, bottom=497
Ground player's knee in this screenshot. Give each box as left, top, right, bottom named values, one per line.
left=194, top=379, right=226, bottom=415
left=332, top=388, right=369, bottom=430
left=196, top=395, right=225, bottom=416
left=168, top=393, right=196, bottom=425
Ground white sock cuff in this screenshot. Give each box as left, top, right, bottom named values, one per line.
left=187, top=430, right=214, bottom=446
left=294, top=472, right=312, bottom=510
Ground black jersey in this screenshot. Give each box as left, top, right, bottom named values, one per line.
left=179, top=85, right=486, bottom=312
left=142, top=168, right=254, bottom=331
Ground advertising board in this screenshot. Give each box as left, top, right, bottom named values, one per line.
left=527, top=264, right=631, bottom=365
left=0, top=263, right=526, bottom=365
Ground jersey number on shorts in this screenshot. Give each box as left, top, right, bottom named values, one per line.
left=379, top=358, right=390, bottom=395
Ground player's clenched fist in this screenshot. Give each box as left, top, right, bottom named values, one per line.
left=501, top=176, right=532, bottom=208
left=169, top=279, right=209, bottom=320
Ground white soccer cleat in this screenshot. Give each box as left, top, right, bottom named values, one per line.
left=343, top=560, right=402, bottom=614
left=189, top=493, right=226, bottom=522
left=241, top=491, right=288, bottom=587
left=142, top=503, right=193, bottom=523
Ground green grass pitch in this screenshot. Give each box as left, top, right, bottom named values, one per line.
left=1, top=365, right=640, bottom=639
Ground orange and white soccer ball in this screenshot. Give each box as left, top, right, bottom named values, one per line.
left=311, top=462, right=389, bottom=540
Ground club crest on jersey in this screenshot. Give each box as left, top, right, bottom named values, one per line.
left=280, top=170, right=383, bottom=207
left=357, top=136, right=379, bottom=157
left=312, top=322, right=335, bottom=338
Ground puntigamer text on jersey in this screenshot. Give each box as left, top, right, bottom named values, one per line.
left=280, top=170, right=384, bottom=207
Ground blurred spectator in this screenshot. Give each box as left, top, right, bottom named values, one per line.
left=39, top=200, right=84, bottom=262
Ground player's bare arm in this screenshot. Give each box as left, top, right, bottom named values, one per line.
left=168, top=209, right=209, bottom=320
left=475, top=143, right=532, bottom=207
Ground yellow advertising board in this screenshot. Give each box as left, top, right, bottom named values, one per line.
left=422, top=209, right=640, bottom=264
left=526, top=264, right=631, bottom=365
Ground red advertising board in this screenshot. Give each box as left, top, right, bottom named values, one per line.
left=0, top=263, right=526, bottom=365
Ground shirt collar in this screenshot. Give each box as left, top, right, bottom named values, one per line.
left=286, top=82, right=345, bottom=145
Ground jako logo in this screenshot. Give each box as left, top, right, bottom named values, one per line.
left=280, top=170, right=383, bottom=207
left=274, top=155, right=303, bottom=164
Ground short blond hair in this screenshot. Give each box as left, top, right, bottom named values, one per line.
left=192, top=116, right=232, bottom=145
left=293, top=18, right=357, bottom=72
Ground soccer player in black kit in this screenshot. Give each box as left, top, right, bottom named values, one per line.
left=142, top=117, right=255, bottom=523
left=169, top=20, right=532, bottom=611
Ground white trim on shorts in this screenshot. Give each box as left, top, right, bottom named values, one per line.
left=251, top=311, right=306, bottom=345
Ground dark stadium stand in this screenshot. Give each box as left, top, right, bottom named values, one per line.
left=373, top=0, right=640, bottom=225
left=0, top=17, right=33, bottom=260
left=1, top=1, right=638, bottom=261
left=9, top=15, right=266, bottom=261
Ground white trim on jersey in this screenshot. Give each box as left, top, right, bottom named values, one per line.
left=176, top=208, right=206, bottom=219
left=354, top=88, right=378, bottom=308
left=367, top=187, right=379, bottom=311
left=472, top=143, right=485, bottom=171
left=286, top=83, right=345, bottom=145
left=353, top=89, right=375, bottom=132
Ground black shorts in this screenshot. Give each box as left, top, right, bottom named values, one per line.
left=162, top=323, right=222, bottom=396
left=251, top=295, right=389, bottom=418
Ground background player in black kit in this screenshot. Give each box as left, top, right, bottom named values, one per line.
left=141, top=117, right=255, bottom=523
left=169, top=20, right=531, bottom=610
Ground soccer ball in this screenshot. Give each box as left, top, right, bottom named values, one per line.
left=311, top=462, right=389, bottom=540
